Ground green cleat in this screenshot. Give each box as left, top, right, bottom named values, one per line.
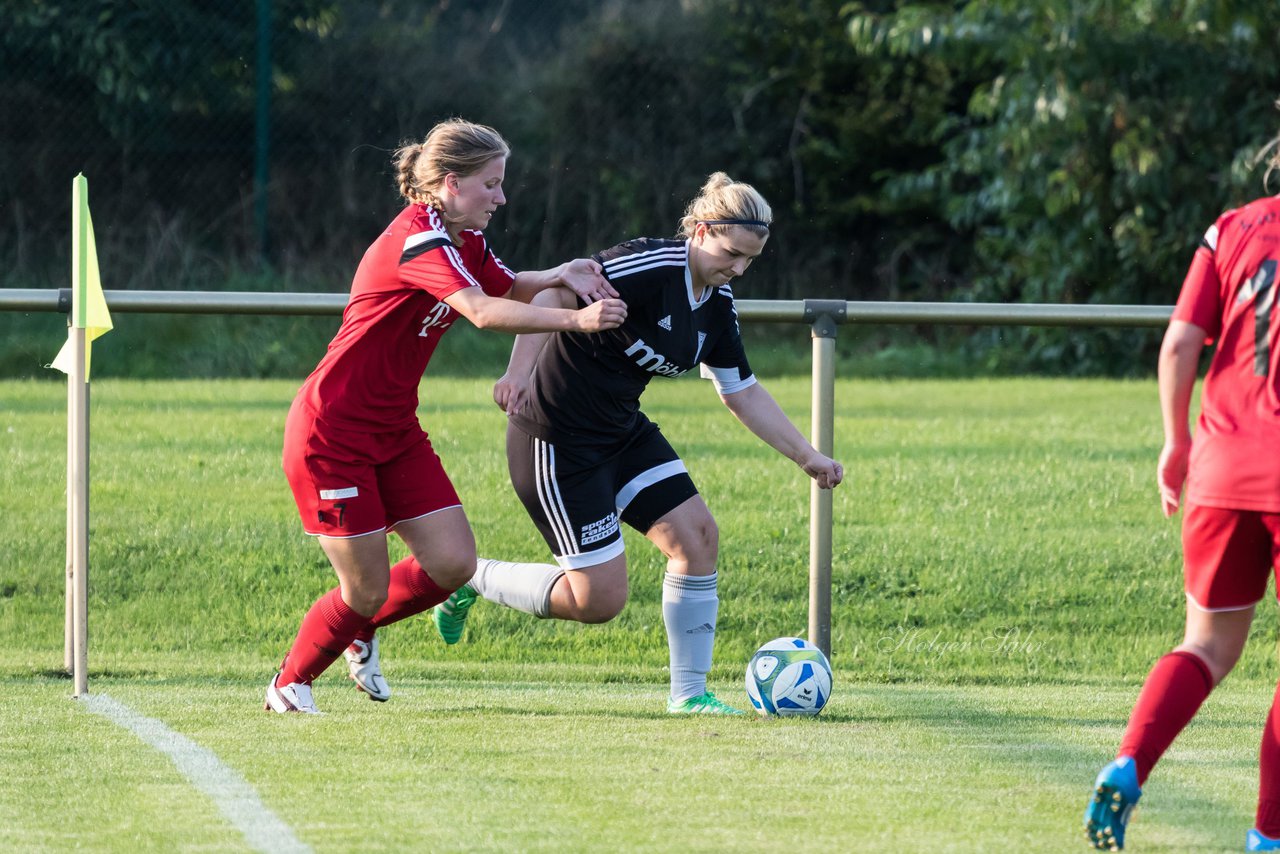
left=667, top=690, right=746, bottom=716
left=434, top=584, right=479, bottom=645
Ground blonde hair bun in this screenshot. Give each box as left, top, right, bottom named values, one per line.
left=394, top=119, right=510, bottom=209
left=678, top=172, right=772, bottom=238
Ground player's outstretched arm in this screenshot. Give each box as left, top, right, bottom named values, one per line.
left=1156, top=319, right=1206, bottom=517
left=445, top=285, right=626, bottom=336
left=492, top=288, right=577, bottom=415
left=508, top=258, right=619, bottom=304
left=719, top=381, right=844, bottom=490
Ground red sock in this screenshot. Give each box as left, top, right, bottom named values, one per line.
left=1256, top=683, right=1280, bottom=836
left=278, top=588, right=371, bottom=684
left=1117, top=650, right=1214, bottom=786
left=353, top=556, right=453, bottom=642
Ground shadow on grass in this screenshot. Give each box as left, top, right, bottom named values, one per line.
left=864, top=684, right=1259, bottom=849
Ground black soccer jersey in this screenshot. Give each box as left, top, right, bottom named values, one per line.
left=509, top=238, right=756, bottom=447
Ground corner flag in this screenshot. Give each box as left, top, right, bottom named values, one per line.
left=54, top=174, right=111, bottom=696
left=52, top=174, right=112, bottom=379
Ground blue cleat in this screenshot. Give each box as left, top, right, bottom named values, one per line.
left=1248, top=828, right=1280, bottom=851
left=1084, top=756, right=1141, bottom=850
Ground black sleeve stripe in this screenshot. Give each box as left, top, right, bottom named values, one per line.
left=400, top=236, right=453, bottom=265
left=1198, top=237, right=1214, bottom=253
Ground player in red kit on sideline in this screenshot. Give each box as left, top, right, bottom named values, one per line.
left=265, top=119, right=626, bottom=714
left=1083, top=145, right=1280, bottom=849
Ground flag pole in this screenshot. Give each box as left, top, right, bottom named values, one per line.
left=54, top=174, right=113, bottom=696
left=70, top=327, right=89, bottom=697
left=69, top=175, right=91, bottom=697
left=64, top=326, right=75, bottom=675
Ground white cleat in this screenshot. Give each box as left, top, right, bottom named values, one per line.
left=343, top=637, right=391, bottom=702
left=264, top=673, right=322, bottom=714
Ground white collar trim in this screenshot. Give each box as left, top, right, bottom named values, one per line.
left=684, top=239, right=712, bottom=310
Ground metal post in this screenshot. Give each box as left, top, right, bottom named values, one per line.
left=803, top=300, right=845, bottom=659
left=69, top=327, right=89, bottom=697
left=59, top=289, right=75, bottom=674
left=64, top=328, right=74, bottom=676
left=65, top=447, right=74, bottom=674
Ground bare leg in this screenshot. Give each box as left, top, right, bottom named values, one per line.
left=547, top=554, right=629, bottom=623
left=394, top=507, right=478, bottom=591
left=1174, top=600, right=1254, bottom=685
left=274, top=531, right=390, bottom=689
left=318, top=531, right=392, bottom=616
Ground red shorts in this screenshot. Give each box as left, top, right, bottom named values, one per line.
left=282, top=398, right=461, bottom=538
left=1183, top=503, right=1280, bottom=611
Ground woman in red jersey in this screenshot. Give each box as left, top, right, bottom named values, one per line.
left=265, top=119, right=626, bottom=714
left=1084, top=159, right=1280, bottom=848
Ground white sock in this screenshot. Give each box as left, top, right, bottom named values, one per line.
left=470, top=558, right=564, bottom=618
left=662, top=571, right=718, bottom=703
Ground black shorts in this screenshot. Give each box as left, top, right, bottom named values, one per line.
left=506, top=417, right=698, bottom=569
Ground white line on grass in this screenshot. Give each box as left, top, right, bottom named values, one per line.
left=80, top=692, right=311, bottom=854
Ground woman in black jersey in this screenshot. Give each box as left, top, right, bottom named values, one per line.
left=435, top=172, right=843, bottom=714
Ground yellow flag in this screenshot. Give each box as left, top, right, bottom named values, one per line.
left=52, top=174, right=113, bottom=379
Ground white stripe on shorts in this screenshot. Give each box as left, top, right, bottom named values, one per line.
left=307, top=526, right=386, bottom=539
left=616, top=460, right=688, bottom=514
left=1185, top=591, right=1262, bottom=613
left=387, top=503, right=463, bottom=531
left=533, top=438, right=578, bottom=557
left=556, top=537, right=626, bottom=571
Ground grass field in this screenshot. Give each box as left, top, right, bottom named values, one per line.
left=2, top=375, right=1277, bottom=851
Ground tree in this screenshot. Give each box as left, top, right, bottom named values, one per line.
left=849, top=0, right=1280, bottom=305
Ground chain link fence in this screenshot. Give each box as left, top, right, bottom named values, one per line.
left=5, top=0, right=805, bottom=293
left=10, top=1, right=1266, bottom=378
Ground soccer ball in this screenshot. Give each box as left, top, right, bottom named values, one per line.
left=744, top=636, right=832, bottom=717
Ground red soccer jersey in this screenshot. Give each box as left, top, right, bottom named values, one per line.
left=1173, top=195, right=1280, bottom=512
left=298, top=205, right=515, bottom=431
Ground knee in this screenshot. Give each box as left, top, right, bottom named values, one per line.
left=682, top=514, right=719, bottom=567
left=345, top=582, right=388, bottom=617
left=1176, top=641, right=1241, bottom=685
left=576, top=590, right=627, bottom=624
left=701, top=516, right=719, bottom=560
left=418, top=549, right=477, bottom=590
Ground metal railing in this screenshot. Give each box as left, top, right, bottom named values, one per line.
left=1, top=288, right=1172, bottom=327
left=2, top=288, right=1173, bottom=657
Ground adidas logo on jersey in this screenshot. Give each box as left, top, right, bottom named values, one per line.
left=624, top=338, right=687, bottom=377
left=658, top=315, right=673, bottom=331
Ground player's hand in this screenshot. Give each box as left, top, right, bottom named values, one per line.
left=801, top=452, right=844, bottom=490
left=1157, top=439, right=1191, bottom=517
left=493, top=371, right=531, bottom=416
left=560, top=258, right=618, bottom=304
left=572, top=297, right=627, bottom=332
